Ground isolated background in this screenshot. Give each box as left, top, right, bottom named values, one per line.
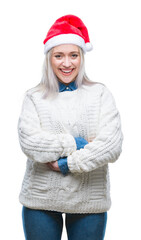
left=0, top=0, right=141, bottom=239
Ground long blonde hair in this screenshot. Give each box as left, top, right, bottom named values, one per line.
left=27, top=47, right=95, bottom=99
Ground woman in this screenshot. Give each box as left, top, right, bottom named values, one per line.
left=18, top=15, right=123, bottom=240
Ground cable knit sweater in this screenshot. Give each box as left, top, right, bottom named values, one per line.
left=57, top=80, right=88, bottom=175
left=18, top=82, right=123, bottom=214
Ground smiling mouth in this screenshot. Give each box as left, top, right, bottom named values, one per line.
left=59, top=68, right=74, bottom=75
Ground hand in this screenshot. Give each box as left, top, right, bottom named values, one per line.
left=46, top=161, right=61, bottom=172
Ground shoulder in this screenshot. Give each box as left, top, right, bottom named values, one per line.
left=81, top=82, right=116, bottom=105
left=81, top=81, right=111, bottom=95
left=24, top=87, right=44, bottom=102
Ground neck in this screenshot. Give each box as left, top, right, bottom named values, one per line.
left=58, top=80, right=76, bottom=86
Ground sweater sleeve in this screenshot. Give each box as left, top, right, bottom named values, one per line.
left=17, top=93, right=76, bottom=163
left=67, top=87, right=123, bottom=173
left=57, top=137, right=88, bottom=175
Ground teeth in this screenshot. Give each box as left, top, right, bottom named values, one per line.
left=61, top=69, right=73, bottom=73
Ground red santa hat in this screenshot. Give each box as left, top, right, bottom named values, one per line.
left=43, top=15, right=93, bottom=54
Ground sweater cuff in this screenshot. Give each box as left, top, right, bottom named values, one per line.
left=58, top=157, right=69, bottom=175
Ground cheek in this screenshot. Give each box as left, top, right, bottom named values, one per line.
left=75, top=61, right=81, bottom=73
left=51, top=60, right=59, bottom=73
left=75, top=58, right=81, bottom=68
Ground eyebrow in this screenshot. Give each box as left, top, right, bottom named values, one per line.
left=53, top=51, right=80, bottom=55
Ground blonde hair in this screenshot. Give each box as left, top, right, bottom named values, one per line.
left=27, top=47, right=95, bottom=99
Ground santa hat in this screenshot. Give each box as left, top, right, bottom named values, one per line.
left=43, top=15, right=93, bottom=54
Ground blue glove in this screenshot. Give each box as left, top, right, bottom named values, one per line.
left=58, top=157, right=69, bottom=176
left=74, top=137, right=88, bottom=150
left=58, top=137, right=88, bottom=175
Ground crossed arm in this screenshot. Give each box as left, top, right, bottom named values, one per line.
left=47, top=137, right=88, bottom=174
left=18, top=88, right=123, bottom=175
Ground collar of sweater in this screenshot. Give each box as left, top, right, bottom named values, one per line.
left=58, top=81, right=77, bottom=92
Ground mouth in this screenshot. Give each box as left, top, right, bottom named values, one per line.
left=59, top=68, right=74, bottom=76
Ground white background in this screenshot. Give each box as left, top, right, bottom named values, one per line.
left=0, top=0, right=141, bottom=239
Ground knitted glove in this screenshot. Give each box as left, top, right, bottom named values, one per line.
left=58, top=157, right=69, bottom=176
left=74, top=137, right=88, bottom=150
left=58, top=137, right=88, bottom=175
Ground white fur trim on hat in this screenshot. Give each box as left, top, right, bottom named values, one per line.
left=44, top=34, right=87, bottom=54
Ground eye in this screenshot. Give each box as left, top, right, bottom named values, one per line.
left=55, top=55, right=62, bottom=59
left=72, top=53, right=78, bottom=57
left=71, top=54, right=78, bottom=58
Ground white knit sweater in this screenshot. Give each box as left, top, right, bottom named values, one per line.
left=18, top=82, right=123, bottom=213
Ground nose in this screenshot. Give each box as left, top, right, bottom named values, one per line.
left=62, top=56, right=71, bottom=68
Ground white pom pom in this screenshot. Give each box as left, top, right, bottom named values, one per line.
left=86, top=42, right=93, bottom=51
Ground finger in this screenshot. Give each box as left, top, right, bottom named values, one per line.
left=46, top=162, right=54, bottom=170
left=47, top=162, right=60, bottom=171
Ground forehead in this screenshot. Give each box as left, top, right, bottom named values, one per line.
left=52, top=44, right=79, bottom=53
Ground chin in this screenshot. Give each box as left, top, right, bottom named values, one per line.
left=60, top=79, right=74, bottom=84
